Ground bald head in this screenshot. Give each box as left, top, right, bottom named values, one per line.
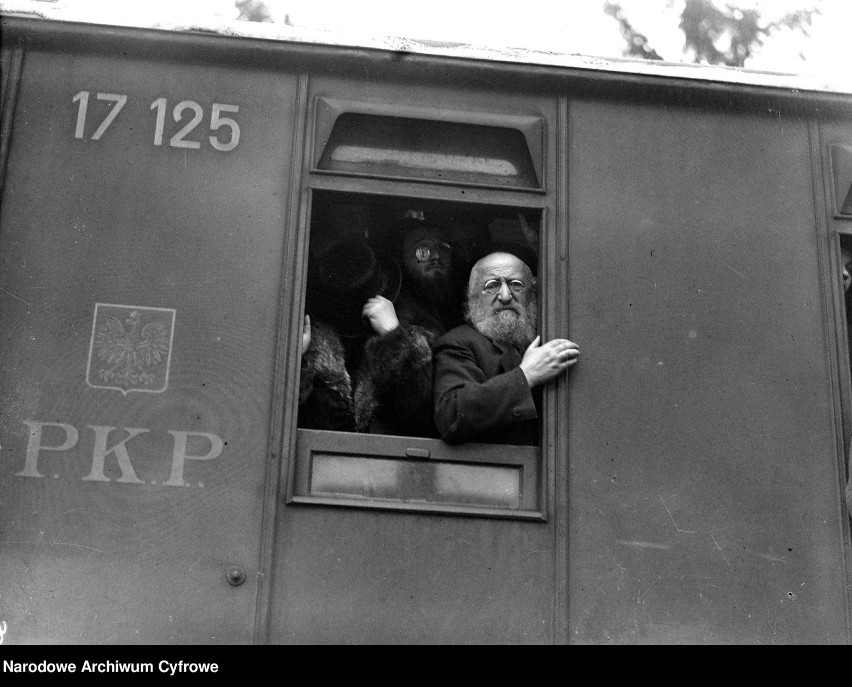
left=467, top=252, right=534, bottom=299
left=466, top=251, right=537, bottom=349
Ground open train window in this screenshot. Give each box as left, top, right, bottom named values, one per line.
left=838, top=235, right=852, bottom=520
left=290, top=191, right=546, bottom=519
left=841, top=236, right=852, bottom=330
left=831, top=145, right=852, bottom=217
left=839, top=234, right=852, bottom=419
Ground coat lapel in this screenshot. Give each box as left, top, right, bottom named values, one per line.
left=491, top=338, right=522, bottom=374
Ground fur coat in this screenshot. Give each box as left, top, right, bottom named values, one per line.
left=299, top=288, right=456, bottom=437
left=298, top=319, right=356, bottom=432
left=352, top=289, right=449, bottom=437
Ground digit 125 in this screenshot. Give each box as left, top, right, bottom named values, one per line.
left=73, top=91, right=241, bottom=152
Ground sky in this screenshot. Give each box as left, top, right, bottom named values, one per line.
left=2, top=0, right=847, bottom=87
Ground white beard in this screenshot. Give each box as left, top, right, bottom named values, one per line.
left=467, top=297, right=537, bottom=350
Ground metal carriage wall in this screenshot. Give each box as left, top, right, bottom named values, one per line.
left=0, top=16, right=850, bottom=644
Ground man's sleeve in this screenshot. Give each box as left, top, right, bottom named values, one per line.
left=433, top=334, right=537, bottom=444
left=355, top=324, right=436, bottom=435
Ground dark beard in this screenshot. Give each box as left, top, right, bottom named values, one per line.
left=409, top=270, right=455, bottom=313
left=466, top=297, right=537, bottom=351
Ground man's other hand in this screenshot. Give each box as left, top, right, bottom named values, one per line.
left=362, top=296, right=400, bottom=336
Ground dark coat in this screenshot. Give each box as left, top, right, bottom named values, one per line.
left=433, top=324, right=539, bottom=445
left=353, top=288, right=449, bottom=437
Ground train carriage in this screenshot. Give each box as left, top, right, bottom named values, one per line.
left=0, top=10, right=850, bottom=644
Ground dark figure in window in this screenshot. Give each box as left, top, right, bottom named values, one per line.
left=433, top=250, right=579, bottom=445
left=353, top=213, right=464, bottom=435
left=298, top=213, right=462, bottom=436
left=297, top=234, right=398, bottom=431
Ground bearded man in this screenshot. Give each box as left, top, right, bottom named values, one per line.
left=433, top=251, right=579, bottom=445
left=352, top=220, right=463, bottom=436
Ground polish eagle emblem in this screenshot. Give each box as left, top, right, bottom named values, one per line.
left=87, top=304, right=175, bottom=394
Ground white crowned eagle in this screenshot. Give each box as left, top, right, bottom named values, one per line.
left=95, top=310, right=169, bottom=386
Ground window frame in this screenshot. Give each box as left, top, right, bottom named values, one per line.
left=819, top=133, right=852, bottom=537
left=292, top=428, right=543, bottom=520
left=311, top=97, right=546, bottom=194
left=281, top=93, right=563, bottom=522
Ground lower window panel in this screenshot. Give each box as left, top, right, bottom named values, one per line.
left=292, top=429, right=542, bottom=519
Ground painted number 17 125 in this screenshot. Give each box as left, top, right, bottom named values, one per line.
left=72, top=91, right=241, bottom=152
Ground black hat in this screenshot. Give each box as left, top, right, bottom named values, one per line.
left=396, top=209, right=450, bottom=253
left=307, top=239, right=402, bottom=337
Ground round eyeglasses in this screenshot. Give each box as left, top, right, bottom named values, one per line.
left=414, top=241, right=452, bottom=262
left=482, top=278, right=526, bottom=295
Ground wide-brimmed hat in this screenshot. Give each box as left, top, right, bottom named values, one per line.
left=306, top=239, right=402, bottom=337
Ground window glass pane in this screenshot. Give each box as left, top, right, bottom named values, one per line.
left=310, top=454, right=522, bottom=509
left=317, top=113, right=539, bottom=188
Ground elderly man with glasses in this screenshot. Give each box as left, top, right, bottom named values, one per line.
left=433, top=250, right=579, bottom=445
